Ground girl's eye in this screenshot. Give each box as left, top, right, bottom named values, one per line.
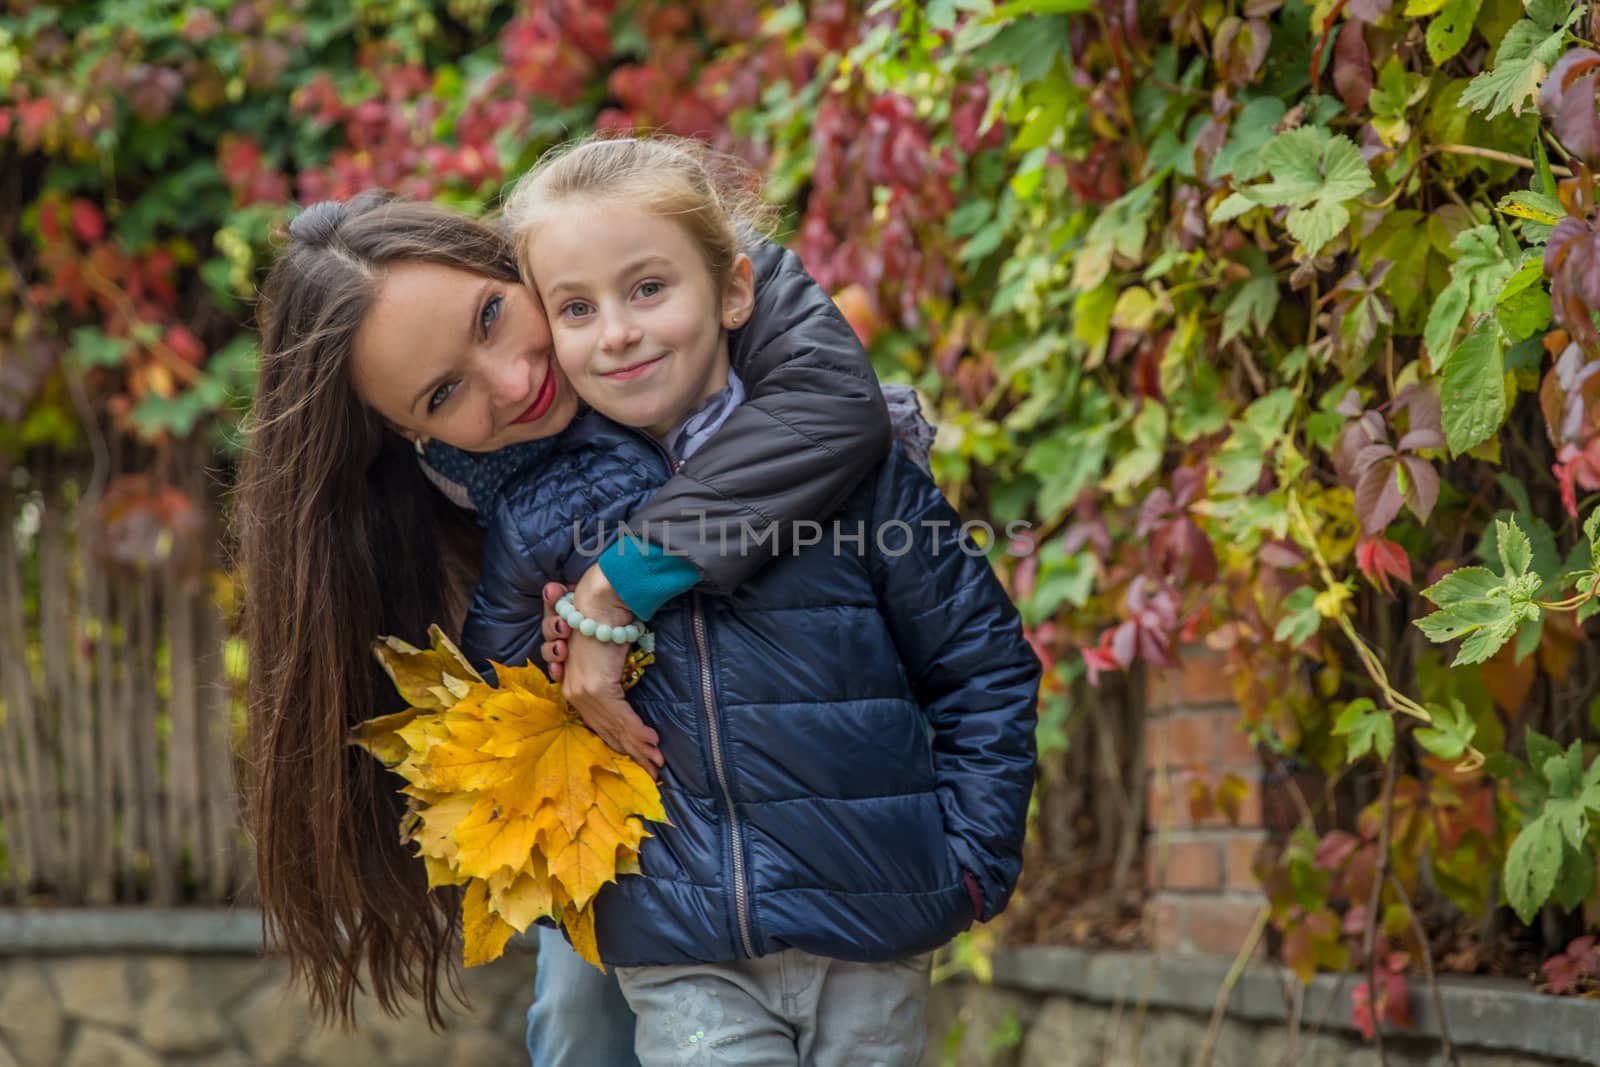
left=635, top=280, right=664, bottom=299
left=561, top=300, right=595, bottom=320
left=427, top=380, right=458, bottom=414
left=480, top=293, right=503, bottom=337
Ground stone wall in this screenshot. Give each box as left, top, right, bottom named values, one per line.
left=0, top=946, right=535, bottom=1067
left=924, top=983, right=1575, bottom=1067
left=920, top=946, right=1597, bottom=1067
left=3, top=913, right=1596, bottom=1066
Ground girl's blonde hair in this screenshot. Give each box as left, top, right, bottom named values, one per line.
left=501, top=134, right=779, bottom=289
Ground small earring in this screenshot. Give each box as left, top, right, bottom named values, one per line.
left=414, top=437, right=427, bottom=455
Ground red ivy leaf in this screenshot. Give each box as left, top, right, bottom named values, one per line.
left=1214, top=17, right=1271, bottom=86
left=1355, top=458, right=1404, bottom=534
left=1544, top=218, right=1600, bottom=349
left=69, top=198, right=105, bottom=244
left=1333, top=21, right=1373, bottom=113
left=1314, top=829, right=1360, bottom=872
left=1540, top=50, right=1600, bottom=168
left=1345, top=0, right=1393, bottom=21
left=1398, top=455, right=1438, bottom=522
left=1357, top=536, right=1412, bottom=595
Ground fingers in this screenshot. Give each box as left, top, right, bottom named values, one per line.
left=623, top=739, right=662, bottom=781
left=542, top=614, right=570, bottom=641
left=541, top=639, right=568, bottom=665
left=543, top=582, right=568, bottom=606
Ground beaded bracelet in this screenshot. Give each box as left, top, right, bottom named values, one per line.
left=556, top=591, right=654, bottom=652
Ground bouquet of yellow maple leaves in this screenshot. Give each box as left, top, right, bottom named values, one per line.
left=351, top=625, right=665, bottom=971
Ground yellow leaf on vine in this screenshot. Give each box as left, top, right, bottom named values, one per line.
left=1314, top=583, right=1353, bottom=620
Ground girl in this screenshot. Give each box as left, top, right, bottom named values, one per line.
left=471, top=136, right=1039, bottom=1064
left=240, top=188, right=899, bottom=1065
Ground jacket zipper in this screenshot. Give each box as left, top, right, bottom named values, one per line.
left=632, top=428, right=756, bottom=958
left=692, top=591, right=756, bottom=958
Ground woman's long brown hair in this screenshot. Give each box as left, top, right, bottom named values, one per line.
left=236, top=191, right=520, bottom=1026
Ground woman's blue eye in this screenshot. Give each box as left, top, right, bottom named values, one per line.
left=480, top=293, right=503, bottom=336
left=562, top=300, right=594, bottom=319
left=636, top=280, right=664, bottom=299
left=427, top=380, right=457, bottom=414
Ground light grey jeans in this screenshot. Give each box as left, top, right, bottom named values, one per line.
left=615, top=950, right=932, bottom=1067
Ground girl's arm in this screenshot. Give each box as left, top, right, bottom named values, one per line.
left=868, top=448, right=1042, bottom=921
left=594, top=241, right=890, bottom=621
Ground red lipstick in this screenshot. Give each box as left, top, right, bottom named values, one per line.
left=512, top=365, right=559, bottom=424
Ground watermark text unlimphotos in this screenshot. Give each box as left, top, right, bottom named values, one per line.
left=571, top=514, right=1034, bottom=559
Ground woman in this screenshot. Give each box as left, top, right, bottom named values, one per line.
left=236, top=190, right=891, bottom=1063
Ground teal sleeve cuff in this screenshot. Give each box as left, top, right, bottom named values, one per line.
left=597, top=539, right=701, bottom=621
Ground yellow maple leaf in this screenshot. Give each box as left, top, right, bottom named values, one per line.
left=372, top=625, right=484, bottom=709
left=461, top=880, right=516, bottom=967
left=354, top=629, right=663, bottom=970
left=563, top=902, right=603, bottom=971
left=453, top=796, right=543, bottom=880
left=490, top=865, right=556, bottom=930
left=350, top=709, right=422, bottom=768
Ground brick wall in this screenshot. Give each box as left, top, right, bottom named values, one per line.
left=1143, top=651, right=1269, bottom=958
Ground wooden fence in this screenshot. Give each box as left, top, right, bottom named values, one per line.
left=0, top=442, right=249, bottom=905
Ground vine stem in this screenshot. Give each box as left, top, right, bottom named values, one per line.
left=1388, top=870, right=1458, bottom=1066
left=1195, top=903, right=1272, bottom=1067
left=1286, top=493, right=1434, bottom=725
left=1364, top=746, right=1398, bottom=1066
left=1429, top=143, right=1573, bottom=178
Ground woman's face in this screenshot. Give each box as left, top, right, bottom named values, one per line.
left=350, top=261, right=580, bottom=453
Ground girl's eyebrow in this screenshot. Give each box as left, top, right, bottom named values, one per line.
left=409, top=280, right=492, bottom=413
left=543, top=255, right=674, bottom=301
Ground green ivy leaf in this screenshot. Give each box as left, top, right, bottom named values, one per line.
left=1539, top=740, right=1600, bottom=838
left=1441, top=320, right=1507, bottom=455
left=1454, top=226, right=1520, bottom=315
left=1211, top=96, right=1289, bottom=182
left=1219, top=253, right=1280, bottom=346
left=1415, top=699, right=1477, bottom=762
left=1552, top=839, right=1595, bottom=909
left=1505, top=812, right=1563, bottom=923
left=1460, top=0, right=1583, bottom=118
left=1425, top=0, right=1485, bottom=65
left=1526, top=728, right=1564, bottom=781
left=1213, top=389, right=1296, bottom=494
left=67, top=326, right=132, bottom=370
left=1274, top=585, right=1323, bottom=645
left=1226, top=128, right=1374, bottom=254
left=1333, top=697, right=1394, bottom=763
left=1368, top=57, right=1432, bottom=146
left=1424, top=281, right=1469, bottom=363
left=1416, top=517, right=1544, bottom=665
left=1101, top=403, right=1168, bottom=494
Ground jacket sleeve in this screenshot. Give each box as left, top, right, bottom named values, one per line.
left=620, top=241, right=890, bottom=595
left=460, top=456, right=657, bottom=676
left=867, top=449, right=1041, bottom=921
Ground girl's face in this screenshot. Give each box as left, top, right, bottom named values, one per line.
left=525, top=200, right=754, bottom=440
left=349, top=262, right=580, bottom=452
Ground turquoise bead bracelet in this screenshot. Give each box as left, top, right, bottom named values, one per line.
left=556, top=592, right=653, bottom=652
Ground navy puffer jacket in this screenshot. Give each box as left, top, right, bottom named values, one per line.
left=461, top=413, right=1041, bottom=967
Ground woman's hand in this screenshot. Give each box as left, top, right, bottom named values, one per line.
left=539, top=571, right=664, bottom=778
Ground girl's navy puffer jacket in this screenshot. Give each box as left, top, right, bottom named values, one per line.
left=461, top=413, right=1041, bottom=967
